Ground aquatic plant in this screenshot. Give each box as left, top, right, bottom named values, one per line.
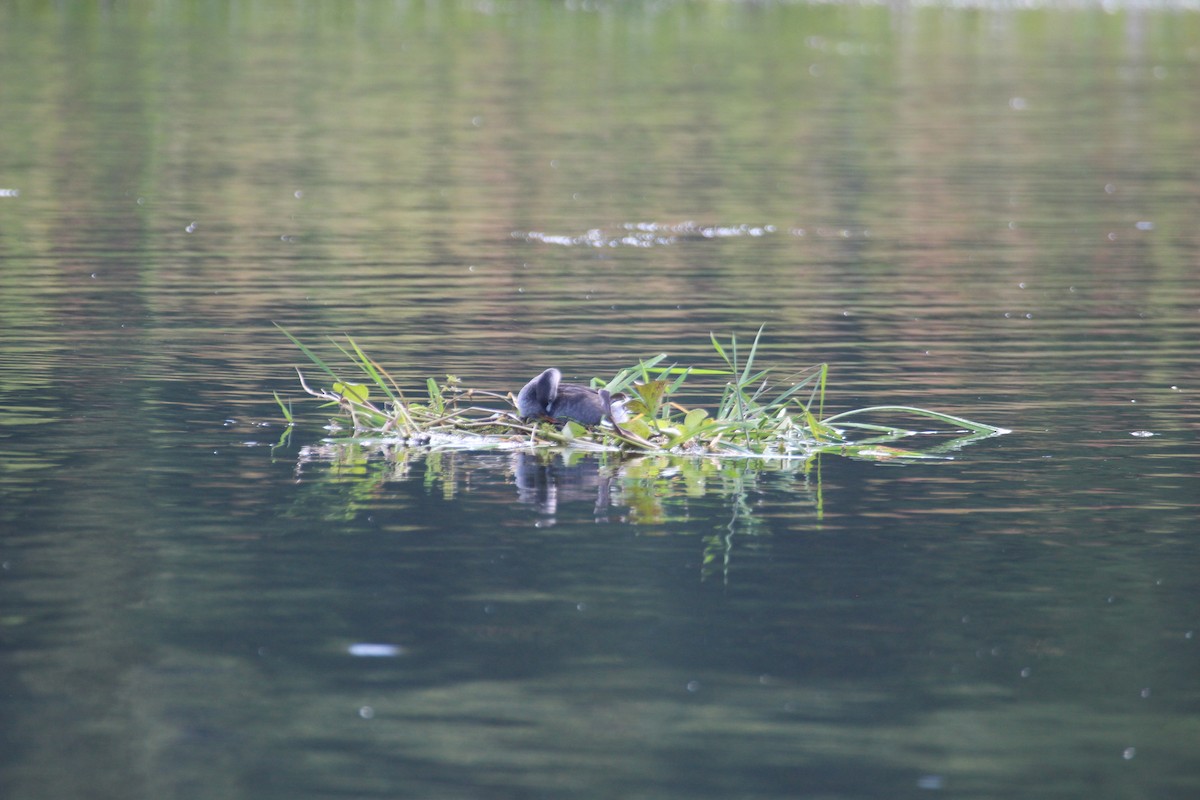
left=276, top=325, right=1008, bottom=463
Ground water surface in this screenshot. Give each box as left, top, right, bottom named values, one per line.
left=1, top=2, right=1198, bottom=799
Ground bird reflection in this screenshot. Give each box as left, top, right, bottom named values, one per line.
left=511, top=452, right=617, bottom=524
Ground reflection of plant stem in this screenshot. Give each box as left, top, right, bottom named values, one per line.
left=271, top=425, right=293, bottom=454
left=718, top=491, right=745, bottom=585
left=814, top=452, right=823, bottom=523
left=704, top=471, right=751, bottom=583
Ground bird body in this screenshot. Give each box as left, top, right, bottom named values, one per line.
left=516, top=368, right=628, bottom=426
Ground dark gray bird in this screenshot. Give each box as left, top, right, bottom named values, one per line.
left=516, top=368, right=628, bottom=427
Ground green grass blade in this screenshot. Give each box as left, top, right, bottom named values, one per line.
left=345, top=337, right=400, bottom=404
left=815, top=362, right=827, bottom=418
left=602, top=354, right=667, bottom=394
left=273, top=390, right=294, bottom=424
left=426, top=378, right=445, bottom=415
left=821, top=405, right=1009, bottom=436
left=710, top=332, right=731, bottom=370
left=739, top=324, right=766, bottom=385
left=664, top=366, right=727, bottom=375
left=667, top=366, right=692, bottom=395
left=275, top=323, right=341, bottom=381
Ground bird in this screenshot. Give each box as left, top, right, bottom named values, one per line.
left=516, top=368, right=629, bottom=427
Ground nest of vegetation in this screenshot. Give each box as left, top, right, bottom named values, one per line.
left=275, top=326, right=1008, bottom=463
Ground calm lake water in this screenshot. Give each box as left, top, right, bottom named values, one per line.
left=2, top=2, right=1199, bottom=798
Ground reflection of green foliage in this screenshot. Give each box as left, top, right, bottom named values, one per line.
left=279, top=326, right=1008, bottom=463
left=612, top=453, right=818, bottom=580
left=290, top=443, right=821, bottom=581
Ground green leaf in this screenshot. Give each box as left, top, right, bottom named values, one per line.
left=665, top=407, right=715, bottom=448
left=684, top=407, right=709, bottom=429
left=622, top=417, right=655, bottom=440
left=627, top=379, right=669, bottom=418
left=426, top=378, right=445, bottom=415
left=333, top=382, right=370, bottom=403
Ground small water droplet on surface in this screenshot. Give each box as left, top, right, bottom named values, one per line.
left=359, top=706, right=375, bottom=719
left=1135, top=221, right=1155, bottom=231
left=1122, top=747, right=1136, bottom=760
left=185, top=222, right=197, bottom=233
left=686, top=681, right=701, bottom=693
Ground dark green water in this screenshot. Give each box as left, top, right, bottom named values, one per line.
left=2, top=2, right=1198, bottom=798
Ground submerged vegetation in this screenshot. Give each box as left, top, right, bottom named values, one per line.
left=276, top=326, right=1008, bottom=463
